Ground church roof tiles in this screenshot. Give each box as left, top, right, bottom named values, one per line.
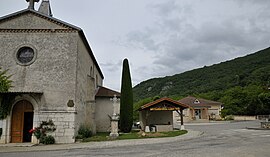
left=95, top=86, right=120, bottom=98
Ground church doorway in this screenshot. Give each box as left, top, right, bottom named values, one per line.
left=11, top=100, right=34, bottom=143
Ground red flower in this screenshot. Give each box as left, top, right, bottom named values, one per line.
left=29, top=128, right=35, bottom=133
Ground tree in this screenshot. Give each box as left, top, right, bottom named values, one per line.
left=120, top=58, right=133, bottom=133
left=0, top=67, right=12, bottom=92
left=0, top=67, right=12, bottom=119
left=258, top=92, right=270, bottom=115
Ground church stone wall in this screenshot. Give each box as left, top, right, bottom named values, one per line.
left=0, top=32, right=77, bottom=110
left=0, top=13, right=66, bottom=30
left=0, top=30, right=78, bottom=143
left=0, top=10, right=104, bottom=143
left=36, top=111, right=76, bottom=143
left=73, top=36, right=104, bottom=135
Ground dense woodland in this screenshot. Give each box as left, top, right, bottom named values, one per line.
left=133, top=47, right=270, bottom=117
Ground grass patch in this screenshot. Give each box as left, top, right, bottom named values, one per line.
left=82, top=132, right=110, bottom=142
left=81, top=130, right=187, bottom=142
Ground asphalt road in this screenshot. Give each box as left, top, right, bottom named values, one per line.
left=1, top=121, right=270, bottom=157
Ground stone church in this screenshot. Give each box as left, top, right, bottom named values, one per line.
left=0, top=0, right=120, bottom=144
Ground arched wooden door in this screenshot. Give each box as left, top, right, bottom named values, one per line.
left=11, top=100, right=34, bottom=143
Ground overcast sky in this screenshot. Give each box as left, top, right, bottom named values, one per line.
left=1, top=0, right=270, bottom=91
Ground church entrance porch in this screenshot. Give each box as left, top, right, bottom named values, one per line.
left=11, top=100, right=34, bottom=143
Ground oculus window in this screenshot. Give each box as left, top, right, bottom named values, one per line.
left=15, top=46, right=37, bottom=66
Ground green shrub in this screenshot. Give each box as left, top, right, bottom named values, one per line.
left=40, top=135, right=55, bottom=145
left=78, top=125, right=92, bottom=138
left=225, top=115, right=234, bottom=121
left=75, top=134, right=83, bottom=140
left=30, top=119, right=56, bottom=140
left=29, top=120, right=56, bottom=145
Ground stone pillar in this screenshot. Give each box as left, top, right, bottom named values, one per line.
left=109, top=95, right=120, bottom=138
left=180, top=109, right=185, bottom=130
left=0, top=119, right=7, bottom=144
left=109, top=115, right=119, bottom=138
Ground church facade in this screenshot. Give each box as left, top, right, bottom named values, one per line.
left=0, top=0, right=112, bottom=143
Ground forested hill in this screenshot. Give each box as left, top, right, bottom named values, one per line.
left=133, top=47, right=270, bottom=103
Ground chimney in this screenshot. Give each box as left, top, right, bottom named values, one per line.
left=38, top=0, right=53, bottom=17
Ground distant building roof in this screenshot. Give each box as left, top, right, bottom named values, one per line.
left=139, top=97, right=190, bottom=111
left=178, top=96, right=222, bottom=108
left=95, top=86, right=120, bottom=98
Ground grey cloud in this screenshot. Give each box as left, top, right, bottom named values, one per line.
left=149, top=0, right=178, bottom=17
left=134, top=0, right=270, bottom=76
left=100, top=60, right=122, bottom=72
left=196, top=22, right=252, bottom=47
left=125, top=29, right=159, bottom=51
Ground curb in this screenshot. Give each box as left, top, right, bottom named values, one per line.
left=246, top=127, right=270, bottom=130
left=0, top=130, right=203, bottom=153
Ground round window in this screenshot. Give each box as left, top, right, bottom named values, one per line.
left=15, top=46, right=37, bottom=66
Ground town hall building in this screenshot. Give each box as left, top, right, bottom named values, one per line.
left=0, top=0, right=119, bottom=144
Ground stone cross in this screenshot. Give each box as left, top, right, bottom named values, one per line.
left=26, top=0, right=40, bottom=10
left=110, top=95, right=120, bottom=116
left=109, top=95, right=120, bottom=138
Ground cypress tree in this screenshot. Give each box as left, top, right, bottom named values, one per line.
left=120, top=58, right=133, bottom=133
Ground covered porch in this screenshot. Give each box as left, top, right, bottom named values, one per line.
left=138, top=98, right=190, bottom=132
left=190, top=106, right=210, bottom=120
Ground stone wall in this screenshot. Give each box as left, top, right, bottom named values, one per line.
left=140, top=110, right=173, bottom=131
left=173, top=111, right=190, bottom=123
left=74, top=36, right=104, bottom=135
left=0, top=13, right=65, bottom=29
left=148, top=111, right=173, bottom=125
left=0, top=31, right=78, bottom=110
left=36, top=111, right=76, bottom=143
left=233, top=115, right=257, bottom=121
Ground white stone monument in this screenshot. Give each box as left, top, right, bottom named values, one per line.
left=109, top=95, right=120, bottom=138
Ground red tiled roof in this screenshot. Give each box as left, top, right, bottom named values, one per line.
left=95, top=86, right=120, bottom=97
left=139, top=97, right=190, bottom=111
left=178, top=96, right=222, bottom=108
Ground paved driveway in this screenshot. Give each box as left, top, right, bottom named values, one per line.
left=1, top=121, right=269, bottom=157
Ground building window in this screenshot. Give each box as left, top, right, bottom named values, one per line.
left=15, top=45, right=37, bottom=66
left=194, top=99, right=200, bottom=104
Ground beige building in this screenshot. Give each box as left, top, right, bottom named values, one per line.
left=95, top=87, right=120, bottom=132
left=174, top=96, right=223, bottom=123
left=0, top=0, right=117, bottom=144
